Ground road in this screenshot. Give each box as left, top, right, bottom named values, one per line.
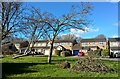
left=65, top=56, right=120, bottom=61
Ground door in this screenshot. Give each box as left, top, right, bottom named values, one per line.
left=73, top=50, right=79, bottom=56
left=45, top=49, right=50, bottom=55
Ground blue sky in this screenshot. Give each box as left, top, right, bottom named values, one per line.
left=24, top=2, right=118, bottom=38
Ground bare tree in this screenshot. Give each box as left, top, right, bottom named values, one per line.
left=56, top=34, right=77, bottom=40
left=13, top=3, right=92, bottom=62
left=1, top=2, right=25, bottom=41
left=95, top=34, right=106, bottom=38
left=40, top=3, right=92, bottom=63
left=13, top=6, right=47, bottom=58
left=20, top=7, right=46, bottom=55
left=56, top=34, right=82, bottom=42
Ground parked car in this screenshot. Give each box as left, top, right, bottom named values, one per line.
left=110, top=51, right=120, bottom=58
left=78, top=51, right=84, bottom=56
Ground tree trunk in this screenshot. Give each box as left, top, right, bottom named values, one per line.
left=47, top=40, right=54, bottom=64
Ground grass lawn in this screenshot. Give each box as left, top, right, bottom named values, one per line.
left=2, top=55, right=119, bottom=78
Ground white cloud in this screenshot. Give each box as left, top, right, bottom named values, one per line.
left=69, top=27, right=99, bottom=37
left=106, top=0, right=120, bottom=2
left=84, top=27, right=99, bottom=32
left=113, top=21, right=120, bottom=27
left=112, top=35, right=120, bottom=38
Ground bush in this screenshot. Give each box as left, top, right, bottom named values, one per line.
left=59, top=61, right=71, bottom=69
left=61, top=51, right=71, bottom=57
left=93, top=49, right=100, bottom=55
left=92, top=49, right=102, bottom=56
left=101, top=49, right=109, bottom=57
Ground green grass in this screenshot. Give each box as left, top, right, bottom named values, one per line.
left=2, top=55, right=119, bottom=78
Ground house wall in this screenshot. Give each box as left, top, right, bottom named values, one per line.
left=91, top=48, right=97, bottom=51
left=109, top=41, right=120, bottom=53
left=81, top=42, right=106, bottom=49
left=30, top=42, right=47, bottom=47
left=14, top=43, right=20, bottom=50
left=110, top=42, right=120, bottom=47
left=31, top=41, right=74, bottom=55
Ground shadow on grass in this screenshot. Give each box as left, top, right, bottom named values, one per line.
left=52, top=58, right=78, bottom=62
left=2, top=62, right=55, bottom=78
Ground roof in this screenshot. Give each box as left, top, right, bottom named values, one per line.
left=108, top=38, right=120, bottom=42
left=2, top=43, right=18, bottom=52
left=54, top=40, right=76, bottom=43
left=34, top=40, right=48, bottom=42
left=2, top=43, right=13, bottom=46
left=80, top=38, right=106, bottom=42
left=20, top=41, right=29, bottom=48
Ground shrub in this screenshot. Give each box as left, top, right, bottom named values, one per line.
left=55, top=50, right=62, bottom=56
left=101, top=49, right=109, bottom=57
left=61, top=51, right=71, bottom=57
left=59, top=61, right=71, bottom=69
left=93, top=49, right=99, bottom=55
left=92, top=49, right=102, bottom=56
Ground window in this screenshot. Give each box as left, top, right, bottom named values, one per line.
left=83, top=42, right=88, bottom=45
left=92, top=42, right=96, bottom=45
left=38, top=43, right=41, bottom=46
left=99, top=42, right=103, bottom=45
left=54, top=43, right=59, bottom=46
left=48, top=43, right=51, bottom=46
left=34, top=43, right=37, bottom=46
left=66, top=42, right=70, bottom=45
left=61, top=43, right=65, bottom=45
left=41, top=43, right=46, bottom=46
left=112, top=42, right=118, bottom=46
left=15, top=44, right=20, bottom=47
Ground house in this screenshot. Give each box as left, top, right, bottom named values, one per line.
left=71, top=38, right=106, bottom=56
left=108, top=37, right=120, bottom=57
left=72, top=44, right=89, bottom=55
left=2, top=43, right=18, bottom=55
left=72, top=44, right=99, bottom=56
left=31, top=40, right=76, bottom=55
left=14, top=41, right=29, bottom=54
left=30, top=40, right=49, bottom=55
left=80, top=38, right=107, bottom=49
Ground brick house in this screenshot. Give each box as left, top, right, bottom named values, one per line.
left=80, top=38, right=107, bottom=49
left=72, top=38, right=106, bottom=56
left=31, top=40, right=76, bottom=55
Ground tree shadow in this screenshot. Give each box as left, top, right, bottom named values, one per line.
left=2, top=62, right=55, bottom=78
left=52, top=59, right=78, bottom=63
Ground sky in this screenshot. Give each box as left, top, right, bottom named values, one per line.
left=23, top=2, right=118, bottom=39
